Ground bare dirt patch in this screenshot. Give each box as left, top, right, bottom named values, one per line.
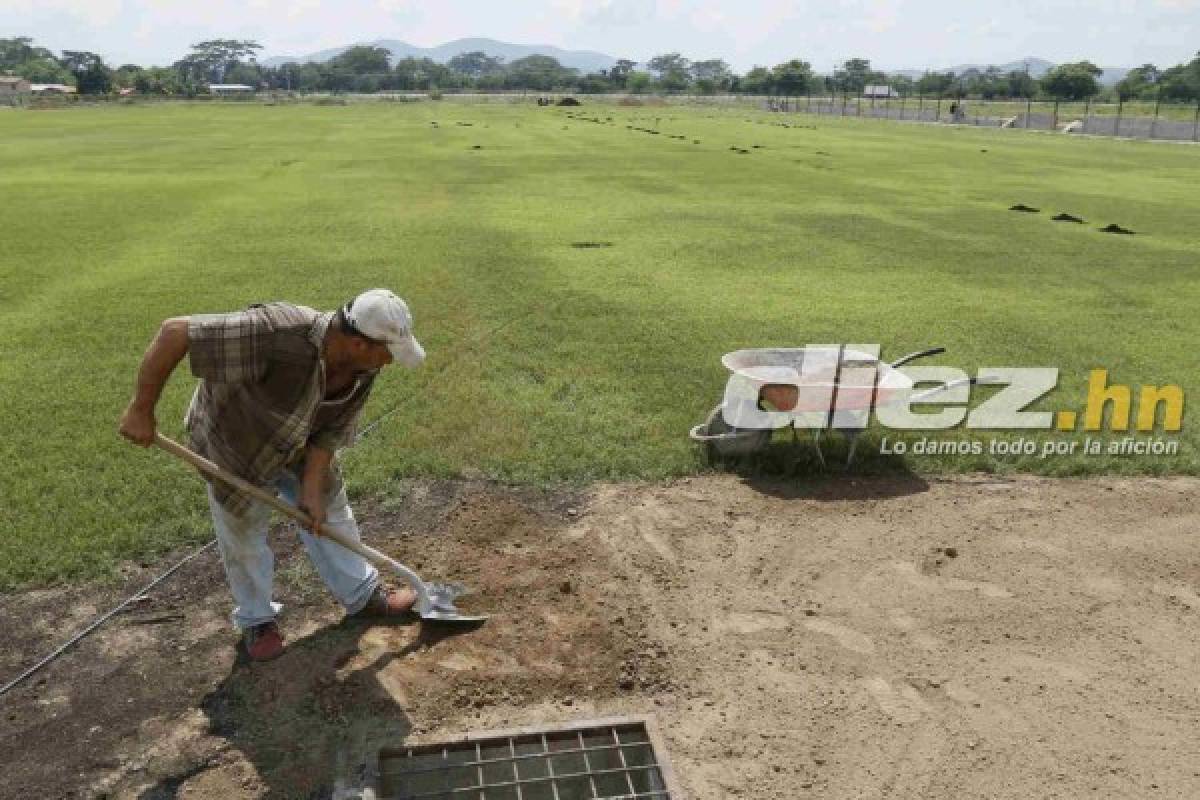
left=2, top=475, right=1198, bottom=798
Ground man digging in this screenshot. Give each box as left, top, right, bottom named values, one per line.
left=119, top=289, right=425, bottom=661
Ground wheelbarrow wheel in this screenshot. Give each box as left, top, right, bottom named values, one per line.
left=700, top=404, right=772, bottom=462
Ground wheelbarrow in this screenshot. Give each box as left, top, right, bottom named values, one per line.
left=688, top=346, right=962, bottom=466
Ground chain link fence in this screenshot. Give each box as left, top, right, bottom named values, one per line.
left=759, top=94, right=1200, bottom=143
left=5, top=88, right=1199, bottom=141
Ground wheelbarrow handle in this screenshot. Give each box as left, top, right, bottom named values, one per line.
left=152, top=433, right=433, bottom=614
left=889, top=347, right=945, bottom=368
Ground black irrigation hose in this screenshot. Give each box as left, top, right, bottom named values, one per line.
left=0, top=540, right=219, bottom=698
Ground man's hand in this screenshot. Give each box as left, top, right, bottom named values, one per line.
left=119, top=403, right=157, bottom=447
left=299, top=444, right=335, bottom=536
left=297, top=482, right=327, bottom=536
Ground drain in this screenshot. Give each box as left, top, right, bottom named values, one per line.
left=372, top=716, right=682, bottom=799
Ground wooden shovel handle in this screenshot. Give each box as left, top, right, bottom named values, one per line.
left=154, top=433, right=316, bottom=529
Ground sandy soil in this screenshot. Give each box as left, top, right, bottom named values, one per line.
left=1, top=474, right=1198, bottom=799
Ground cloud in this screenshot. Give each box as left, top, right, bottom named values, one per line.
left=585, top=0, right=657, bottom=26
left=3, top=0, right=125, bottom=27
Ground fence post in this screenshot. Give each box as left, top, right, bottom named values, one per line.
left=1025, top=96, right=1032, bottom=128
left=1193, top=101, right=1199, bottom=142
left=841, top=92, right=848, bottom=116
left=1115, top=97, right=1123, bottom=137
left=918, top=93, right=924, bottom=120
left=1150, top=89, right=1161, bottom=139
left=806, top=92, right=811, bottom=113
left=936, top=95, right=942, bottom=121
left=900, top=94, right=906, bottom=120
left=1052, top=100, right=1059, bottom=131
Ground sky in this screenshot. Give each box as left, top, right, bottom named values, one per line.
left=3, top=0, right=1197, bottom=72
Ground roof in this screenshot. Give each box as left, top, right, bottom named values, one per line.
left=30, top=84, right=76, bottom=93
left=208, top=84, right=255, bottom=91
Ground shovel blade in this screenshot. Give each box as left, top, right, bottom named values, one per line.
left=421, top=581, right=488, bottom=624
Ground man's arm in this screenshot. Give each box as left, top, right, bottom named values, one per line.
left=118, top=317, right=190, bottom=446
left=298, top=444, right=334, bottom=533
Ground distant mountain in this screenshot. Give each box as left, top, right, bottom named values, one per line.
left=888, top=58, right=1128, bottom=86
left=262, top=38, right=618, bottom=73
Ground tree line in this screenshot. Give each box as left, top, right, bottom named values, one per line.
left=3, top=36, right=1199, bottom=103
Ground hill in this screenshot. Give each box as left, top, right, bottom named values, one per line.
left=890, top=57, right=1128, bottom=85
left=262, top=37, right=617, bottom=72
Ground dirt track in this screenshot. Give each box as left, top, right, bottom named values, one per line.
left=2, top=474, right=1198, bottom=799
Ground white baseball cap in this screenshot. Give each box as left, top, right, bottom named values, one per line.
left=341, top=288, right=426, bottom=368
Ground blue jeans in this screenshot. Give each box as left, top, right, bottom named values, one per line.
left=206, top=471, right=379, bottom=630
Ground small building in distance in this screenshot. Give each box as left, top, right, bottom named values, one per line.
left=0, top=75, right=32, bottom=97
left=30, top=83, right=77, bottom=94
left=208, top=83, right=255, bottom=96
left=863, top=84, right=900, bottom=99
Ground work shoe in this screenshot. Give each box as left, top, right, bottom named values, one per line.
left=353, top=585, right=418, bottom=619
left=243, top=620, right=285, bottom=662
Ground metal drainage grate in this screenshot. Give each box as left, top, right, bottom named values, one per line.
left=374, top=716, right=684, bottom=800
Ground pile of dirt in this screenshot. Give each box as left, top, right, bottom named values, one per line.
left=0, top=480, right=663, bottom=799
left=3, top=474, right=1199, bottom=799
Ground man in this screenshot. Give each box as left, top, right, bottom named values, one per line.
left=119, top=289, right=425, bottom=661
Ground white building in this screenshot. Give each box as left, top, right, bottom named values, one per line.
left=208, top=84, right=255, bottom=96
left=30, top=83, right=77, bottom=94
left=863, top=85, right=900, bottom=98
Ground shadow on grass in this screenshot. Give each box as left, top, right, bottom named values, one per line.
left=706, top=429, right=931, bottom=502
left=136, top=618, right=479, bottom=799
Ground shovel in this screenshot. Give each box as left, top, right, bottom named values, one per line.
left=154, top=433, right=486, bottom=624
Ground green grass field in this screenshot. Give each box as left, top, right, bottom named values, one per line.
left=2, top=102, right=1198, bottom=588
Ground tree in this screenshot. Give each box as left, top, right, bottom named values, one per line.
left=690, top=59, right=733, bottom=93
left=132, top=66, right=187, bottom=95
left=331, top=45, right=391, bottom=75
left=56, top=50, right=113, bottom=94
left=916, top=71, right=955, bottom=96
left=1116, top=64, right=1159, bottom=100
left=1040, top=61, right=1102, bottom=101
left=177, top=39, right=262, bottom=83
left=646, top=52, right=690, bottom=90
left=609, top=58, right=637, bottom=88
left=889, top=74, right=914, bottom=96
left=576, top=73, right=611, bottom=93
left=737, top=66, right=772, bottom=94
left=504, top=55, right=576, bottom=91
left=769, top=59, right=814, bottom=95
left=75, top=61, right=113, bottom=94
left=0, top=37, right=56, bottom=70
left=1005, top=70, right=1037, bottom=98
left=1158, top=53, right=1200, bottom=102
left=833, top=57, right=879, bottom=94
left=224, top=62, right=264, bottom=87
left=14, top=57, right=72, bottom=84
left=626, top=70, right=652, bottom=93
left=60, top=50, right=104, bottom=73
left=447, top=51, right=504, bottom=79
